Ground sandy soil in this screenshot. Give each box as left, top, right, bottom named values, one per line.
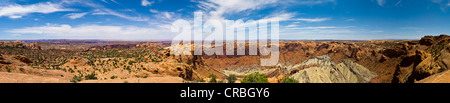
left=0, top=72, right=69, bottom=83
left=79, top=76, right=184, bottom=83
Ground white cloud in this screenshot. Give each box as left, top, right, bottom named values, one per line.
left=7, top=24, right=174, bottom=40
left=141, top=0, right=154, bottom=7
left=294, top=18, right=330, bottom=22
left=63, top=0, right=149, bottom=22
left=101, top=0, right=109, bottom=4
left=287, top=26, right=339, bottom=30
left=149, top=9, right=159, bottom=13
left=431, top=0, right=443, bottom=3
left=111, top=0, right=120, bottom=4
left=345, top=19, right=355, bottom=21
left=8, top=15, right=22, bottom=19
left=429, top=0, right=450, bottom=12
left=65, top=12, right=89, bottom=19
left=377, top=0, right=386, bottom=6
left=162, top=12, right=173, bottom=19
left=153, top=11, right=176, bottom=20
left=395, top=0, right=402, bottom=6
left=0, top=2, right=73, bottom=19
left=197, top=0, right=278, bottom=19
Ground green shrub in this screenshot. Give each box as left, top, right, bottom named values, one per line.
left=84, top=73, right=98, bottom=80
left=241, top=72, right=268, bottom=83
left=218, top=80, right=224, bottom=83
left=6, top=66, right=11, bottom=73
left=70, top=75, right=82, bottom=83
left=209, top=74, right=217, bottom=83
left=438, top=68, right=447, bottom=73
left=197, top=78, right=205, bottom=82
left=226, top=74, right=237, bottom=83
left=281, top=77, right=299, bottom=83
left=110, top=75, right=117, bottom=79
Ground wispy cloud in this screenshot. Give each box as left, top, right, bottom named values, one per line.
left=92, top=8, right=149, bottom=21
left=0, top=2, right=74, bottom=19
left=72, top=1, right=150, bottom=21
left=345, top=19, right=355, bottom=21
left=149, top=9, right=159, bottom=13
left=65, top=12, right=89, bottom=19
left=196, top=0, right=278, bottom=19
left=294, top=18, right=330, bottom=22
left=377, top=0, right=386, bottom=6
left=430, top=0, right=450, bottom=12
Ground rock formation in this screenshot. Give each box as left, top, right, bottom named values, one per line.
left=289, top=55, right=376, bottom=83
left=0, top=41, right=41, bottom=50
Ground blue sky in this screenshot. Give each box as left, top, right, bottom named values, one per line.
left=0, top=0, right=450, bottom=40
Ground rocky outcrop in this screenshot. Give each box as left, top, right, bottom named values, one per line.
left=290, top=55, right=376, bottom=83
left=382, top=48, right=407, bottom=58
left=0, top=41, right=25, bottom=48
left=62, top=57, right=89, bottom=67
left=418, top=68, right=450, bottom=83
left=391, top=35, right=450, bottom=83
left=25, top=42, right=41, bottom=50
left=13, top=55, right=33, bottom=64
left=438, top=45, right=450, bottom=71
left=0, top=41, right=41, bottom=50
left=419, top=36, right=434, bottom=46
left=0, top=53, right=11, bottom=64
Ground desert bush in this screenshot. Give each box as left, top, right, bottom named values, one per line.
left=209, top=74, right=217, bottom=83
left=281, top=77, right=299, bottom=83
left=70, top=75, right=82, bottom=83
left=110, top=75, right=117, bottom=79
left=197, top=78, right=205, bottom=82
left=84, top=73, right=98, bottom=80
left=241, top=72, right=268, bottom=83
left=226, top=74, right=237, bottom=83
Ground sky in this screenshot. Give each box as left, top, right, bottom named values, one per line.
left=0, top=0, right=450, bottom=40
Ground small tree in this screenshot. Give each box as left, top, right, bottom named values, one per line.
left=241, top=72, right=268, bottom=83
left=209, top=74, right=217, bottom=83
left=226, top=74, right=237, bottom=83
left=281, top=77, right=299, bottom=83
